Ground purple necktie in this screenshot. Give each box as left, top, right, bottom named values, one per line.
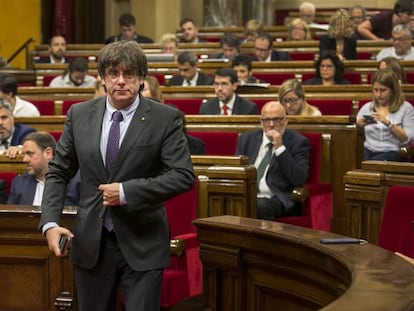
left=104, top=110, right=123, bottom=231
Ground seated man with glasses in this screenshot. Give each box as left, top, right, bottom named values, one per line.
left=376, top=24, right=414, bottom=61
left=199, top=67, right=259, bottom=115
left=236, top=101, right=310, bottom=220
left=252, top=32, right=290, bottom=62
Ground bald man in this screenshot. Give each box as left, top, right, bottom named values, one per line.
left=236, top=101, right=310, bottom=220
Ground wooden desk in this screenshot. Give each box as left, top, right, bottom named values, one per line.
left=194, top=215, right=414, bottom=311
left=0, top=205, right=77, bottom=311
left=344, top=161, right=414, bottom=243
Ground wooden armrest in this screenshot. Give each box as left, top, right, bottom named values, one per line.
left=170, top=238, right=185, bottom=256
left=291, top=187, right=309, bottom=203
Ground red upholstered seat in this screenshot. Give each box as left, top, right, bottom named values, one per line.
left=0, top=172, right=17, bottom=195
left=378, top=186, right=414, bottom=258
left=30, top=100, right=56, bottom=115
left=277, top=133, right=333, bottom=231
left=62, top=100, right=84, bottom=115
left=164, top=98, right=204, bottom=114
left=357, top=51, right=373, bottom=60
left=302, top=72, right=361, bottom=84
left=187, top=131, right=239, bottom=155
left=251, top=98, right=273, bottom=112
left=307, top=99, right=353, bottom=115
left=289, top=52, right=315, bottom=61
left=49, top=131, right=63, bottom=142
left=162, top=182, right=201, bottom=307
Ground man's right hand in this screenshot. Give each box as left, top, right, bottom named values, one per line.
left=45, top=226, right=74, bottom=257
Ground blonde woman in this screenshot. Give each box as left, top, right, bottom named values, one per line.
left=278, top=79, right=321, bottom=116
left=160, top=33, right=178, bottom=57
left=319, top=9, right=356, bottom=61
left=287, top=18, right=312, bottom=41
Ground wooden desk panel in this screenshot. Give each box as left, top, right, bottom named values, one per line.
left=194, top=215, right=414, bottom=311
left=0, top=205, right=76, bottom=311
left=344, top=161, right=414, bottom=243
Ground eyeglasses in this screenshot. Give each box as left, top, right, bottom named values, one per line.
left=392, top=37, right=409, bottom=42
left=282, top=97, right=299, bottom=105
left=319, top=64, right=334, bottom=69
left=106, top=70, right=138, bottom=81
left=261, top=117, right=286, bottom=125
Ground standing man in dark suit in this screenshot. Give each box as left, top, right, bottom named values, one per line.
left=0, top=100, right=36, bottom=152
left=199, top=67, right=259, bottom=115
left=168, top=51, right=213, bottom=86
left=39, top=41, right=195, bottom=310
left=7, top=132, right=80, bottom=206
left=105, top=13, right=154, bottom=44
left=236, top=101, right=310, bottom=220
left=252, top=32, right=290, bottom=62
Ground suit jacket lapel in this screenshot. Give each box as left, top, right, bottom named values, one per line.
left=87, top=97, right=107, bottom=174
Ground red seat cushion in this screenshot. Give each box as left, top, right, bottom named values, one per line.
left=164, top=98, right=203, bottom=115
left=307, top=99, right=353, bottom=115
left=62, top=100, right=84, bottom=115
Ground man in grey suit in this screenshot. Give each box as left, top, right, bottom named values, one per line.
left=39, top=41, right=195, bottom=311
left=236, top=101, right=310, bottom=220
left=199, top=67, right=259, bottom=115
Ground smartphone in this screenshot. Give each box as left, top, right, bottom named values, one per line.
left=363, top=114, right=374, bottom=121
left=59, top=235, right=69, bottom=253
left=320, top=237, right=366, bottom=244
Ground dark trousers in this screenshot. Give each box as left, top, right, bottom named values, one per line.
left=364, top=148, right=404, bottom=162
left=74, top=229, right=163, bottom=311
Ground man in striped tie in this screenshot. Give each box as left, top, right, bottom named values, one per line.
left=236, top=101, right=310, bottom=220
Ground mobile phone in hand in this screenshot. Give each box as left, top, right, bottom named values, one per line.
left=363, top=114, right=374, bottom=121
left=59, top=235, right=69, bottom=253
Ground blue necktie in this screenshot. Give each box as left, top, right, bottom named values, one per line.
left=104, top=111, right=123, bottom=231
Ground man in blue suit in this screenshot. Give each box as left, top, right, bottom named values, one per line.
left=0, top=99, right=36, bottom=152
left=236, top=101, right=310, bottom=220
left=7, top=132, right=80, bottom=206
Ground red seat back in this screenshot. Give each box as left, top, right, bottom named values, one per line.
left=30, top=100, right=55, bottom=115
left=187, top=131, right=239, bottom=155
left=0, top=172, right=17, bottom=195
left=302, top=72, right=361, bottom=84
left=164, top=98, right=203, bottom=114
left=378, top=186, right=414, bottom=258
left=44, top=75, right=58, bottom=86
left=307, top=99, right=353, bottom=115
left=289, top=52, right=315, bottom=61
left=163, top=183, right=197, bottom=238
left=49, top=131, right=63, bottom=142
left=62, top=100, right=84, bottom=115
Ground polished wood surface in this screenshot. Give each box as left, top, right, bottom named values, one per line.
left=0, top=205, right=77, bottom=311
left=345, top=161, right=414, bottom=244
left=194, top=215, right=414, bottom=311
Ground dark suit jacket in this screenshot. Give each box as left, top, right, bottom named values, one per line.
left=0, top=179, right=6, bottom=204
left=39, top=96, right=195, bottom=271
left=199, top=95, right=259, bottom=115
left=36, top=57, right=69, bottom=64
left=8, top=171, right=80, bottom=206
left=319, top=35, right=357, bottom=60
left=104, top=33, right=154, bottom=44
left=186, top=134, right=205, bottom=155
left=236, top=129, right=310, bottom=213
left=168, top=72, right=213, bottom=86
left=251, top=50, right=290, bottom=61
left=11, top=123, right=37, bottom=146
